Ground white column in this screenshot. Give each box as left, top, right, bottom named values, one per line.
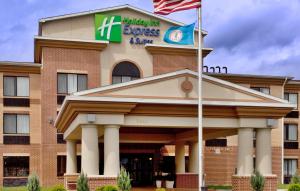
left=256, top=128, right=272, bottom=175
left=81, top=124, right=99, bottom=175
left=175, top=141, right=186, bottom=173
left=104, top=125, right=120, bottom=176
left=66, top=140, right=77, bottom=174
left=189, top=141, right=199, bottom=173
left=237, top=128, right=253, bottom=176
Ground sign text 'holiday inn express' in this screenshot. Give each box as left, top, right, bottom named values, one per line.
left=95, top=14, right=160, bottom=45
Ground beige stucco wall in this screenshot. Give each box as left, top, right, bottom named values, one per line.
left=41, top=8, right=200, bottom=86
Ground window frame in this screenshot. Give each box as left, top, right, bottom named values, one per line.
left=284, top=92, right=298, bottom=109
left=250, top=87, right=270, bottom=95
left=3, top=76, right=30, bottom=97
left=57, top=73, right=88, bottom=95
left=284, top=124, right=298, bottom=142
left=3, top=156, right=30, bottom=177
left=3, top=114, right=30, bottom=135
left=284, top=159, right=298, bottom=177
left=112, top=62, right=141, bottom=85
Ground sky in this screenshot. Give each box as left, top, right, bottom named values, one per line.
left=0, top=0, right=300, bottom=78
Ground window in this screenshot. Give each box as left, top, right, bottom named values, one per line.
left=57, top=155, right=66, bottom=177
left=285, top=93, right=298, bottom=106
left=3, top=114, right=29, bottom=134
left=4, top=76, right=29, bottom=97
left=284, top=124, right=298, bottom=141
left=3, top=156, right=29, bottom=177
left=284, top=159, right=298, bottom=177
left=251, top=87, right=270, bottom=95
left=57, top=73, right=87, bottom=94
left=112, top=62, right=140, bottom=84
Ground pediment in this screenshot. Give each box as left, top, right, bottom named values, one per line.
left=74, top=70, right=287, bottom=105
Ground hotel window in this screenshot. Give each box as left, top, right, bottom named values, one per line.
left=285, top=93, right=298, bottom=107
left=3, top=156, right=29, bottom=177
left=251, top=87, right=270, bottom=95
left=4, top=76, right=29, bottom=97
left=3, top=114, right=30, bottom=145
left=57, top=73, right=87, bottom=94
left=284, top=124, right=298, bottom=149
left=284, top=124, right=298, bottom=141
left=112, top=62, right=140, bottom=84
left=284, top=159, right=298, bottom=183
left=57, top=73, right=87, bottom=105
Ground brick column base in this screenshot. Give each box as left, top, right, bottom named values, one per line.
left=88, top=176, right=117, bottom=191
left=64, top=174, right=117, bottom=191
left=232, top=175, right=277, bottom=191
left=176, top=173, right=198, bottom=189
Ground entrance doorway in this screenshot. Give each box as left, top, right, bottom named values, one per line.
left=120, top=154, right=154, bottom=187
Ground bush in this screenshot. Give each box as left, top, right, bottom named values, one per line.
left=77, top=173, right=89, bottom=191
left=50, top=185, right=67, bottom=191
left=117, top=166, right=131, bottom=191
left=96, top=185, right=118, bottom=191
left=291, top=173, right=300, bottom=184
left=27, top=173, right=41, bottom=191
left=288, top=184, right=300, bottom=191
left=250, top=171, right=265, bottom=191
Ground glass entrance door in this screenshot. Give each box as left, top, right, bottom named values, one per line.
left=120, top=154, right=154, bottom=187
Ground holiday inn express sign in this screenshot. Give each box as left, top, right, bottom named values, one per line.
left=95, top=14, right=160, bottom=44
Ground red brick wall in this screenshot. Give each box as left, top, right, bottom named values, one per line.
left=176, top=173, right=198, bottom=188
left=41, top=47, right=101, bottom=186
left=232, top=175, right=277, bottom=191
left=204, top=146, right=237, bottom=185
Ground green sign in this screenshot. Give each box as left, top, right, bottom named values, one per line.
left=95, top=14, right=122, bottom=43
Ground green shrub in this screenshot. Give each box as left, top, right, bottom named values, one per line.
left=155, top=188, right=166, bottom=191
left=77, top=173, right=89, bottom=191
left=96, top=185, right=118, bottom=191
left=250, top=171, right=265, bottom=191
left=291, top=173, right=300, bottom=184
left=50, top=185, right=66, bottom=191
left=117, top=167, right=131, bottom=191
left=288, top=184, right=300, bottom=191
left=27, top=173, right=41, bottom=191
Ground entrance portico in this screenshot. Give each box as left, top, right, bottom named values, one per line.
left=55, top=70, right=294, bottom=191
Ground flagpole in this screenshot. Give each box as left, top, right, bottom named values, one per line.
left=197, top=6, right=204, bottom=190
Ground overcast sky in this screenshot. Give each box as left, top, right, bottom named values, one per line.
left=0, top=0, right=300, bottom=78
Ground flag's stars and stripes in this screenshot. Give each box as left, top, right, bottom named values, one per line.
left=153, top=0, right=201, bottom=15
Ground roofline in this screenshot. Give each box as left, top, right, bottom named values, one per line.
left=34, top=35, right=109, bottom=44
left=207, top=72, right=294, bottom=80
left=38, top=4, right=208, bottom=34
left=73, top=69, right=196, bottom=96
left=287, top=80, right=300, bottom=85
left=54, top=95, right=295, bottom=127
left=74, top=69, right=289, bottom=104
left=145, top=43, right=213, bottom=51
left=0, top=61, right=41, bottom=67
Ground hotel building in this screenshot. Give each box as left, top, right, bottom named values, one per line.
left=0, top=5, right=299, bottom=191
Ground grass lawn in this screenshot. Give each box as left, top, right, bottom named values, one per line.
left=278, top=184, right=290, bottom=189
left=207, top=185, right=232, bottom=190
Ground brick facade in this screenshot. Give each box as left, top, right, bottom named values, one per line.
left=176, top=173, right=198, bottom=189
left=64, top=174, right=117, bottom=191
left=40, top=47, right=101, bottom=186
left=232, top=175, right=277, bottom=191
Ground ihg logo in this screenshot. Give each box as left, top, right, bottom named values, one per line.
left=95, top=14, right=122, bottom=43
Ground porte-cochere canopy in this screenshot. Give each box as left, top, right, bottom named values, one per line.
left=54, top=69, right=294, bottom=189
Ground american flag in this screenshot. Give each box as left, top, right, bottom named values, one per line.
left=153, top=0, right=201, bottom=15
